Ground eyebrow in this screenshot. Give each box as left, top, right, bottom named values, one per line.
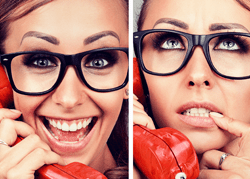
left=83, top=31, right=120, bottom=45
left=21, top=31, right=60, bottom=45
left=209, top=23, right=250, bottom=33
left=21, top=30, right=120, bottom=47
left=153, top=18, right=250, bottom=33
left=153, top=18, right=189, bottom=30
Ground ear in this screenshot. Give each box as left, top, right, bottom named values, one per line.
left=123, top=84, right=129, bottom=99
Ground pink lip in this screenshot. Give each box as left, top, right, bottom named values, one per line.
left=177, top=101, right=221, bottom=128
left=38, top=117, right=96, bottom=154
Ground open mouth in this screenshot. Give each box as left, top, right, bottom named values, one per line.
left=43, top=116, right=98, bottom=143
left=181, top=107, right=223, bottom=117
left=181, top=107, right=211, bottom=117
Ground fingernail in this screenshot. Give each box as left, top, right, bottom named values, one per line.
left=210, top=112, right=223, bottom=118
left=10, top=109, right=21, bottom=114
left=133, top=94, right=138, bottom=100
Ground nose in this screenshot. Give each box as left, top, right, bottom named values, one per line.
left=51, top=66, right=86, bottom=109
left=184, top=47, right=215, bottom=89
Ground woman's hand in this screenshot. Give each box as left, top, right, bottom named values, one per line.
left=0, top=108, right=65, bottom=179
left=199, top=113, right=250, bottom=179
left=133, top=94, right=155, bottom=130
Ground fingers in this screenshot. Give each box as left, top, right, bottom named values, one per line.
left=210, top=112, right=250, bottom=137
left=0, top=119, right=64, bottom=179
left=133, top=111, right=155, bottom=130
left=0, top=108, right=22, bottom=122
left=199, top=169, right=241, bottom=179
left=8, top=149, right=65, bottom=177
left=133, top=94, right=155, bottom=130
left=199, top=149, right=249, bottom=179
left=0, top=119, right=35, bottom=146
left=5, top=149, right=65, bottom=179
left=200, top=150, right=233, bottom=170
left=1, top=134, right=51, bottom=168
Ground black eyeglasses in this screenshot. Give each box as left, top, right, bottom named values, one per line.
left=134, top=29, right=250, bottom=80
left=0, top=47, right=128, bottom=95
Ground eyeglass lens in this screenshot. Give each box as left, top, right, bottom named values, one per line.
left=10, top=49, right=128, bottom=93
left=141, top=32, right=250, bottom=77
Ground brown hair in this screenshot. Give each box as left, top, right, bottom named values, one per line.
left=0, top=0, right=128, bottom=178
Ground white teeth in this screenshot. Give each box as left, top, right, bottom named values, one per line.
left=82, top=120, right=87, bottom=128
left=57, top=121, right=62, bottom=130
left=62, top=122, right=70, bottom=131
left=77, top=122, right=83, bottom=130
left=69, top=123, right=77, bottom=132
left=52, top=120, right=57, bottom=128
left=46, top=117, right=93, bottom=132
left=183, top=107, right=212, bottom=117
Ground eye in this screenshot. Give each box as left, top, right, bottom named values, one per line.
left=33, top=58, right=56, bottom=67
left=151, top=32, right=186, bottom=51
left=216, top=40, right=240, bottom=50
left=23, top=54, right=58, bottom=68
left=84, top=51, right=118, bottom=69
left=161, top=38, right=183, bottom=49
left=89, top=58, right=108, bottom=68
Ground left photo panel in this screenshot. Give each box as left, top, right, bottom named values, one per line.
left=0, top=0, right=129, bottom=178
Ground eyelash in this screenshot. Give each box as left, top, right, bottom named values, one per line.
left=152, top=32, right=185, bottom=51
left=84, top=51, right=119, bottom=68
left=213, top=35, right=250, bottom=53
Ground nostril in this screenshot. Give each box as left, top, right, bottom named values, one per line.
left=204, top=80, right=209, bottom=86
left=189, top=81, right=195, bottom=86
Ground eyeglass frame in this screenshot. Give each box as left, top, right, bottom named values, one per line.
left=0, top=47, right=129, bottom=96
left=134, top=29, right=250, bottom=80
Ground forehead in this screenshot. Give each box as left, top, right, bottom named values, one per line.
left=142, top=0, right=250, bottom=33
left=6, top=0, right=127, bottom=49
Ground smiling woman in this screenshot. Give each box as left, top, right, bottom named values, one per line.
left=134, top=0, right=250, bottom=178
left=0, top=0, right=128, bottom=178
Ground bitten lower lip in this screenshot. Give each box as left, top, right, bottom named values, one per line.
left=178, top=114, right=216, bottom=128
left=38, top=117, right=96, bottom=153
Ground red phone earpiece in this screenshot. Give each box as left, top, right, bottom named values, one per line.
left=133, top=57, right=146, bottom=105
left=0, top=65, right=13, bottom=108
left=134, top=125, right=200, bottom=179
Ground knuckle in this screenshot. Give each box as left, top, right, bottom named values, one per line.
left=1, top=118, right=13, bottom=127
left=227, top=117, right=235, bottom=126
left=6, top=169, right=18, bottom=179
left=33, top=148, right=46, bottom=156
left=27, top=134, right=41, bottom=144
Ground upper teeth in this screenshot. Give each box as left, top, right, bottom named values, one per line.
left=47, top=117, right=92, bottom=132
left=183, top=108, right=211, bottom=117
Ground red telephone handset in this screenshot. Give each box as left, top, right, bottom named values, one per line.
left=0, top=65, right=107, bottom=179
left=133, top=58, right=200, bottom=179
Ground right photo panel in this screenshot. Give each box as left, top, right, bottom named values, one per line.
left=133, top=0, right=250, bottom=178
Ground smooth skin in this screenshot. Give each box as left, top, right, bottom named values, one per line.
left=134, top=0, right=250, bottom=178
left=0, top=0, right=128, bottom=178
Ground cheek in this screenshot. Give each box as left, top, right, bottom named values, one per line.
left=93, top=90, right=124, bottom=121
left=223, top=81, right=250, bottom=123
left=13, top=92, right=47, bottom=128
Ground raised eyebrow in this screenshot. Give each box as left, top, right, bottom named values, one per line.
left=153, top=18, right=189, bottom=30
left=209, top=23, right=250, bottom=33
left=20, top=31, right=60, bottom=45
left=84, top=31, right=120, bottom=45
